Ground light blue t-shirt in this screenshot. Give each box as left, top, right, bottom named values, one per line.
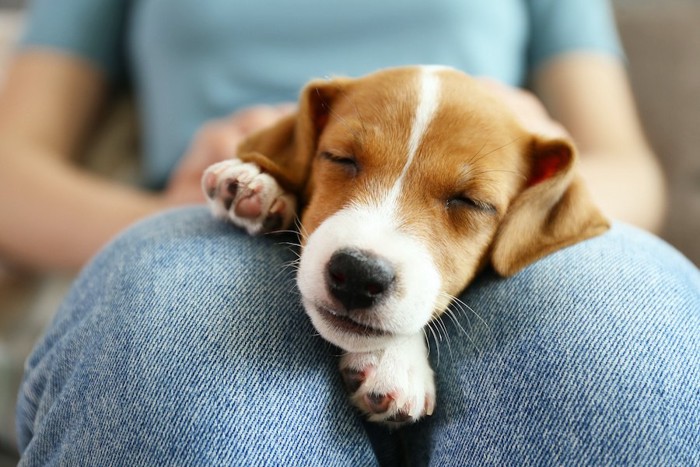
left=22, top=0, right=621, bottom=188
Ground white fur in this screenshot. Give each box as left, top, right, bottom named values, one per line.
left=205, top=68, right=447, bottom=424
left=202, top=159, right=296, bottom=235
left=297, top=68, right=444, bottom=353
left=340, top=333, right=435, bottom=422
left=386, top=66, right=442, bottom=205
left=297, top=204, right=441, bottom=352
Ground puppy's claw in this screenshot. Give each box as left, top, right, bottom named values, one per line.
left=387, top=410, right=412, bottom=424
left=424, top=395, right=435, bottom=417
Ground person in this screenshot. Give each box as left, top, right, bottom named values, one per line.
left=2, top=0, right=698, bottom=464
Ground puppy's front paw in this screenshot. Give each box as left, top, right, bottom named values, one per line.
left=202, top=159, right=296, bottom=235
left=340, top=335, right=435, bottom=426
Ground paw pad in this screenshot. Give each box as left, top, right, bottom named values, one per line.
left=202, top=159, right=297, bottom=235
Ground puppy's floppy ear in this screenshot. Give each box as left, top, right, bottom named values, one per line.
left=235, top=78, right=348, bottom=200
left=490, top=136, right=610, bottom=276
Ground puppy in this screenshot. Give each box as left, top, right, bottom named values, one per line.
left=201, top=66, right=609, bottom=425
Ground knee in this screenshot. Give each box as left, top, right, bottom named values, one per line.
left=17, top=207, right=377, bottom=464
left=468, top=223, right=698, bottom=331
left=82, top=206, right=299, bottom=301
left=464, top=223, right=699, bottom=395
left=429, top=223, right=699, bottom=462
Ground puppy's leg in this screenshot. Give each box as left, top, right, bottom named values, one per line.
left=202, top=159, right=297, bottom=235
left=340, top=333, right=436, bottom=425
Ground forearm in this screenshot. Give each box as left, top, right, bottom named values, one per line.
left=577, top=148, right=666, bottom=233
left=0, top=145, right=165, bottom=272
left=531, top=54, right=667, bottom=233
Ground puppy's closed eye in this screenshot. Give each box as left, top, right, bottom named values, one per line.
left=204, top=65, right=609, bottom=427
left=445, top=195, right=497, bottom=214
left=319, top=151, right=360, bottom=176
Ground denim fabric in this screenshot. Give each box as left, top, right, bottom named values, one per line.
left=17, top=207, right=700, bottom=466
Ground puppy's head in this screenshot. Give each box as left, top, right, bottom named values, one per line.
left=237, top=66, right=609, bottom=352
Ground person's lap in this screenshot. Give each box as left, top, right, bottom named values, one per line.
left=16, top=207, right=700, bottom=465
left=407, top=220, right=700, bottom=464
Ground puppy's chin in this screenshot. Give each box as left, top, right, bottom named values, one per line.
left=302, top=298, right=401, bottom=352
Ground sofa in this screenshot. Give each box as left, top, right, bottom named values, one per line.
left=615, top=0, right=700, bottom=266
left=1, top=0, right=698, bottom=462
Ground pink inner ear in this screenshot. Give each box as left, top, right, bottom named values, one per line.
left=528, top=145, right=571, bottom=187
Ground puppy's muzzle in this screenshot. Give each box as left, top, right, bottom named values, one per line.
left=326, top=248, right=396, bottom=311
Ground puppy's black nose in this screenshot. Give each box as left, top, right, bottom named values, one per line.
left=326, top=248, right=396, bottom=311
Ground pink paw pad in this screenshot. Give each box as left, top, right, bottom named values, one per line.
left=234, top=192, right=263, bottom=218
left=364, top=393, right=394, bottom=414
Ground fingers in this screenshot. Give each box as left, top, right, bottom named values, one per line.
left=167, top=103, right=297, bottom=209
left=223, top=103, right=297, bottom=134
left=190, top=103, right=298, bottom=165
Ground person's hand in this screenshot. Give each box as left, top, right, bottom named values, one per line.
left=164, top=103, right=296, bottom=206
left=476, top=77, right=568, bottom=139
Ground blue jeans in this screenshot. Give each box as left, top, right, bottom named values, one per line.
left=16, top=207, right=700, bottom=465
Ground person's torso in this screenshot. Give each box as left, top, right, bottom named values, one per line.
left=126, top=0, right=529, bottom=186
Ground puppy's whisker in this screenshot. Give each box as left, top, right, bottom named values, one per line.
left=330, top=348, right=346, bottom=358
left=294, top=218, right=310, bottom=243
left=463, top=136, right=525, bottom=179
left=468, top=168, right=528, bottom=182
left=277, top=242, right=303, bottom=255
left=445, top=308, right=483, bottom=356
left=283, top=255, right=301, bottom=264
left=471, top=141, right=488, bottom=161
left=447, top=306, right=473, bottom=337
left=432, top=318, right=444, bottom=343
left=444, top=309, right=470, bottom=337
left=450, top=295, right=491, bottom=334
left=425, top=321, right=441, bottom=367
left=434, top=315, right=454, bottom=359
left=278, top=242, right=303, bottom=251
left=271, top=266, right=296, bottom=283
left=471, top=168, right=522, bottom=176
left=263, top=215, right=301, bottom=236
left=282, top=254, right=301, bottom=264
left=280, top=263, right=300, bottom=274
left=269, top=229, right=300, bottom=236
left=422, top=328, right=431, bottom=358
left=438, top=291, right=490, bottom=356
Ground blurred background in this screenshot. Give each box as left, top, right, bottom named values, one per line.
left=0, top=0, right=698, bottom=463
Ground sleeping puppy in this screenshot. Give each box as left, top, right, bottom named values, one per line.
left=201, top=66, right=609, bottom=425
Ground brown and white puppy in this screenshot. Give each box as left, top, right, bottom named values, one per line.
left=202, top=66, right=609, bottom=425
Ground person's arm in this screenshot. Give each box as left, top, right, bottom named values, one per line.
left=0, top=51, right=166, bottom=272
left=0, top=51, right=297, bottom=272
left=531, top=54, right=666, bottom=233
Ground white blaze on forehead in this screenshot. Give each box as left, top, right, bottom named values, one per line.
left=389, top=67, right=442, bottom=200
left=296, top=66, right=447, bottom=350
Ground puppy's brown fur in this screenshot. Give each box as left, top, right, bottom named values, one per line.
left=206, top=66, right=609, bottom=423
left=236, top=67, right=608, bottom=302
